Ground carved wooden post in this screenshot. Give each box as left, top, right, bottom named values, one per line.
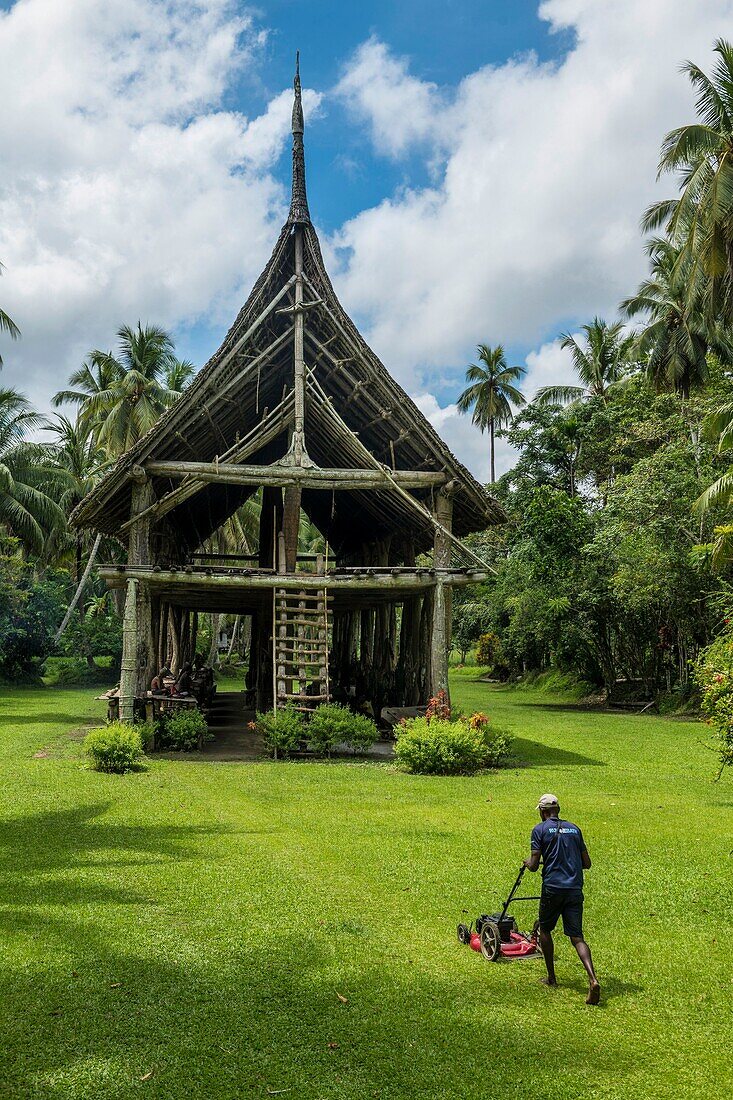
left=158, top=601, right=169, bottom=670
left=430, top=486, right=454, bottom=701
left=128, top=471, right=156, bottom=700
left=119, top=578, right=138, bottom=722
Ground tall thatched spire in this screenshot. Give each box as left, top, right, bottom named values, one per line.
left=288, top=51, right=311, bottom=225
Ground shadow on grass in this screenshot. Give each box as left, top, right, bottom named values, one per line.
left=0, top=712, right=100, bottom=726
left=0, top=803, right=231, bottom=915
left=510, top=738, right=605, bottom=768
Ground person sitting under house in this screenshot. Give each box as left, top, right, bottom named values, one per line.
left=150, top=667, right=172, bottom=694
left=173, top=662, right=193, bottom=696
left=524, top=793, right=601, bottom=1005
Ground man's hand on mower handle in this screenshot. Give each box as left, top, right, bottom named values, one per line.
left=524, top=852, right=541, bottom=872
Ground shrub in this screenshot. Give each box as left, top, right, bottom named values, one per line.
left=307, top=703, right=379, bottom=755
left=395, top=715, right=512, bottom=776
left=694, top=632, right=733, bottom=775
left=157, top=709, right=209, bottom=752
left=307, top=703, right=349, bottom=755
left=255, top=707, right=305, bottom=759
left=84, top=722, right=145, bottom=774
left=345, top=712, right=380, bottom=754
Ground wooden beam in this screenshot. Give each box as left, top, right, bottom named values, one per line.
left=100, top=565, right=486, bottom=592
left=144, top=461, right=448, bottom=491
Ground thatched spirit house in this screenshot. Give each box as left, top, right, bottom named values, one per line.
left=72, top=60, right=502, bottom=723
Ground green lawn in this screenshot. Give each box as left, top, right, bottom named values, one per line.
left=0, top=675, right=730, bottom=1099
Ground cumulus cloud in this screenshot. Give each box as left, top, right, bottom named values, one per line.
left=330, top=0, right=733, bottom=477
left=0, top=0, right=320, bottom=411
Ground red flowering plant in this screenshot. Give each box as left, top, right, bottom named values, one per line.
left=426, top=690, right=451, bottom=722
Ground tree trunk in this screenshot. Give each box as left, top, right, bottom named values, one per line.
left=208, top=613, right=220, bottom=666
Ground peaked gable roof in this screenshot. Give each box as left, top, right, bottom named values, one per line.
left=72, top=63, right=503, bottom=554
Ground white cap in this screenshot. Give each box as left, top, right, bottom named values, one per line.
left=537, top=793, right=559, bottom=811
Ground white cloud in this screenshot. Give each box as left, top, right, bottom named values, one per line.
left=523, top=338, right=576, bottom=399
left=331, top=0, right=733, bottom=409
left=1, top=0, right=732, bottom=489
left=0, top=0, right=322, bottom=411
left=335, top=38, right=443, bottom=159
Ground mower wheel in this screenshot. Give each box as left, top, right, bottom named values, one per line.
left=457, top=923, right=471, bottom=945
left=480, top=920, right=501, bottom=961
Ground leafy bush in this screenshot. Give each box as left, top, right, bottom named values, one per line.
left=307, top=703, right=379, bottom=755
left=694, top=631, right=733, bottom=775
left=84, top=722, right=145, bottom=774
left=395, top=715, right=512, bottom=776
left=157, top=709, right=209, bottom=752
left=255, top=707, right=305, bottom=759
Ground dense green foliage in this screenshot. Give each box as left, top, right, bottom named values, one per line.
left=255, top=706, right=305, bottom=758
left=693, top=621, right=733, bottom=772
left=157, top=709, right=209, bottom=752
left=83, top=721, right=145, bottom=773
left=457, top=372, right=733, bottom=698
left=307, top=703, right=379, bottom=755
left=394, top=714, right=512, bottom=775
left=1, top=676, right=729, bottom=1098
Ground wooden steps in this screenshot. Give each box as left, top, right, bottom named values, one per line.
left=273, top=587, right=330, bottom=712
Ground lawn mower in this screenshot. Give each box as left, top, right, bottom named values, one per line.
left=457, top=865, right=543, bottom=962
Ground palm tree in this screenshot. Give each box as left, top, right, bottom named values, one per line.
left=165, top=358, right=196, bottom=393
left=621, top=238, right=733, bottom=396
left=643, top=39, right=733, bottom=326
left=534, top=319, right=636, bottom=408
left=457, top=344, right=526, bottom=483
left=0, top=261, right=20, bottom=367
left=44, top=415, right=109, bottom=578
left=0, top=389, right=66, bottom=553
left=53, top=323, right=195, bottom=457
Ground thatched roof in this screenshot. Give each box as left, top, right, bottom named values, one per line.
left=72, top=61, right=503, bottom=556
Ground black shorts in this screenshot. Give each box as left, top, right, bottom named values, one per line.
left=538, top=888, right=584, bottom=938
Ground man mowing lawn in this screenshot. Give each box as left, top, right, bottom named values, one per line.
left=524, top=793, right=601, bottom=1005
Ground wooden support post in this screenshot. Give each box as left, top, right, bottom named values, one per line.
left=169, top=607, right=182, bottom=675
left=260, top=487, right=283, bottom=568
left=430, top=487, right=454, bottom=701
left=128, top=477, right=156, bottom=699
left=282, top=485, right=301, bottom=572
left=119, top=577, right=138, bottom=723
left=419, top=590, right=434, bottom=704
left=158, top=601, right=169, bottom=670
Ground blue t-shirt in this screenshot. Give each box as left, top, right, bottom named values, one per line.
left=531, top=817, right=587, bottom=890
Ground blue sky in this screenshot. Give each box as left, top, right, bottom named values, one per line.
left=0, top=0, right=729, bottom=478
left=235, top=1, right=574, bottom=229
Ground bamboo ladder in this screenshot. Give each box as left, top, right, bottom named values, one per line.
left=273, top=586, right=331, bottom=712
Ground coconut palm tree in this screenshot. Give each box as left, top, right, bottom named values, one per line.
left=456, top=344, right=526, bottom=483
left=44, top=414, right=109, bottom=578
left=0, top=389, right=66, bottom=553
left=534, top=319, right=636, bottom=408
left=53, top=323, right=195, bottom=457
left=643, top=39, right=733, bottom=326
left=621, top=238, right=733, bottom=396
left=0, top=261, right=20, bottom=367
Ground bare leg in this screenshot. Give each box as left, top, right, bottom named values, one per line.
left=570, top=936, right=600, bottom=1004
left=539, top=929, right=556, bottom=986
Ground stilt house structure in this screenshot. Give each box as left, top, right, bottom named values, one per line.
left=72, top=60, right=503, bottom=722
